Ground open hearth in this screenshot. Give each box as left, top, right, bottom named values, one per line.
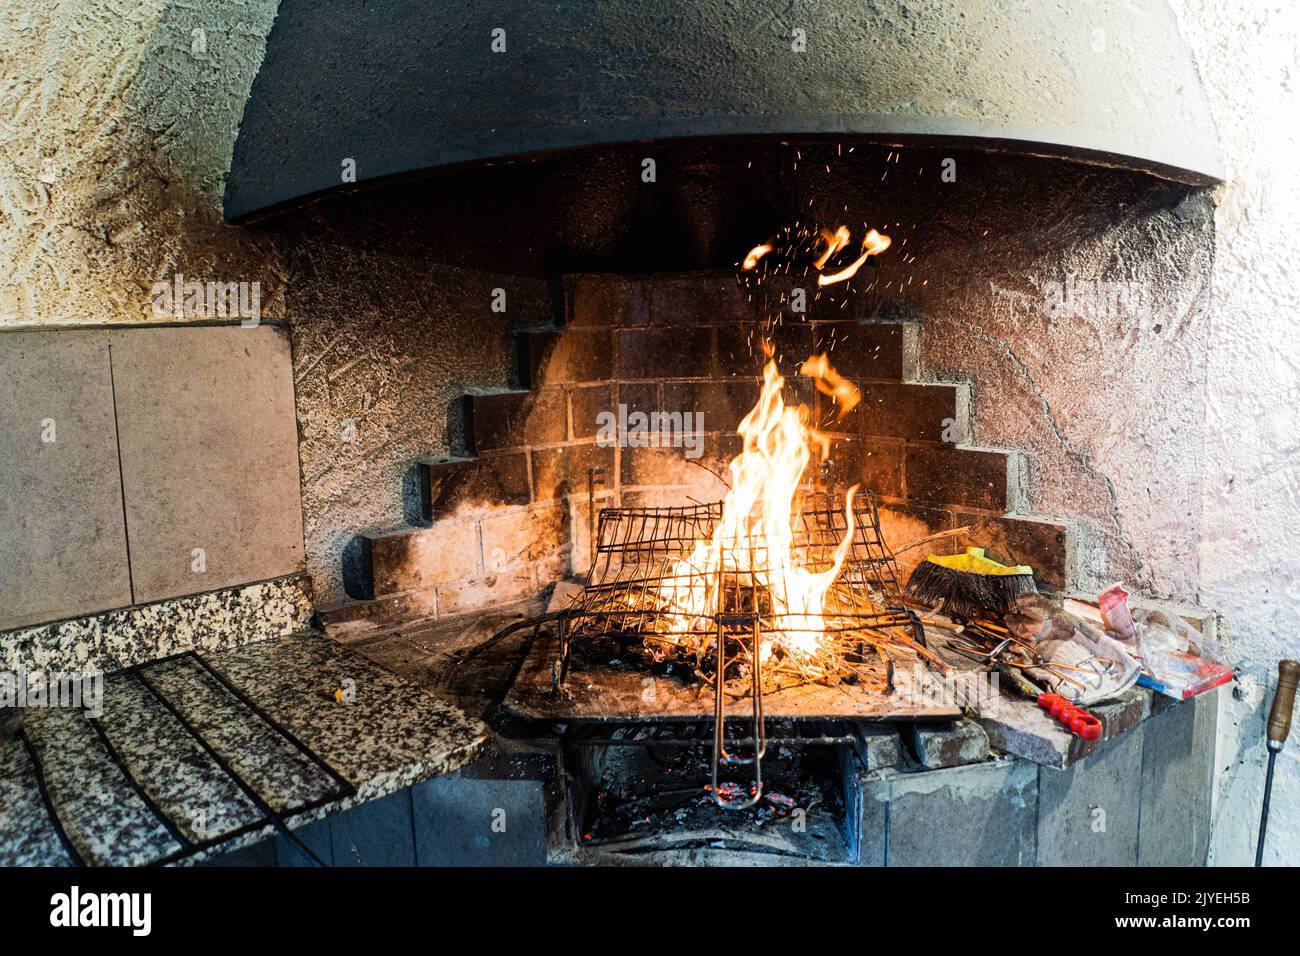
left=291, top=135, right=1222, bottom=856
left=509, top=488, right=954, bottom=807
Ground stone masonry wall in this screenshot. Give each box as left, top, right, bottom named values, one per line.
left=322, top=270, right=1068, bottom=634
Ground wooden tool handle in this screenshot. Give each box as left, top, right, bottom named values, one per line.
left=1267, top=660, right=1300, bottom=745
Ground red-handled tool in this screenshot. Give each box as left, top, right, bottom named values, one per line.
left=1037, top=693, right=1102, bottom=740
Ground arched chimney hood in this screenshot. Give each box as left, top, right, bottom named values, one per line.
left=225, top=0, right=1223, bottom=221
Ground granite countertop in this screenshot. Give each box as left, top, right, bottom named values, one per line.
left=0, top=631, right=489, bottom=866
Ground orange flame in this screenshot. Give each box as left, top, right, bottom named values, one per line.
left=800, top=353, right=861, bottom=420
left=742, top=243, right=773, bottom=270
left=861, top=228, right=891, bottom=256
left=812, top=226, right=851, bottom=270
left=656, top=353, right=860, bottom=659
left=817, top=228, right=891, bottom=286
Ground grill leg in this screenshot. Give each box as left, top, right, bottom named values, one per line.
left=551, top=616, right=571, bottom=694
left=710, top=572, right=765, bottom=811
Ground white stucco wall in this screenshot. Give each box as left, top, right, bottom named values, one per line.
left=0, top=1, right=282, bottom=326
left=1170, top=0, right=1300, bottom=865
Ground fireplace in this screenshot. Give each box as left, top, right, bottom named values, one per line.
left=6, top=0, right=1264, bottom=871
left=217, top=127, right=1216, bottom=861
left=274, top=136, right=1216, bottom=634
left=207, top=0, right=1229, bottom=864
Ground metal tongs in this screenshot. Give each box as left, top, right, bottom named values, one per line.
left=949, top=633, right=1035, bottom=668
left=948, top=626, right=1119, bottom=705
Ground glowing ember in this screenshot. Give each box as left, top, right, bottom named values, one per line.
left=741, top=243, right=773, bottom=270
left=654, top=348, right=861, bottom=660
left=812, top=226, right=851, bottom=270
left=817, top=228, right=891, bottom=286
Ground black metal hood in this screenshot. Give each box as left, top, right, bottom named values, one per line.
left=225, top=0, right=1222, bottom=220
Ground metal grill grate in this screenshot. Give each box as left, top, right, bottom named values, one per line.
left=560, top=490, right=916, bottom=671
left=551, top=489, right=931, bottom=809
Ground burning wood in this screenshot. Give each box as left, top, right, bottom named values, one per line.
left=547, top=225, right=943, bottom=807
left=555, top=347, right=945, bottom=810
left=651, top=354, right=862, bottom=660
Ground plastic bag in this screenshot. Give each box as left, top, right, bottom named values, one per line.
left=1132, top=607, right=1233, bottom=700
left=1005, top=594, right=1141, bottom=705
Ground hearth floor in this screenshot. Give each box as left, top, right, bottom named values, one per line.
left=504, top=630, right=963, bottom=721
left=0, top=632, right=487, bottom=866
left=349, top=582, right=1178, bottom=771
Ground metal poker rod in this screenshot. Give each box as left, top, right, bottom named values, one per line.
left=1256, top=659, right=1298, bottom=867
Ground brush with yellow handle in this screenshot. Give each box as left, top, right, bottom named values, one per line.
left=904, top=546, right=1038, bottom=621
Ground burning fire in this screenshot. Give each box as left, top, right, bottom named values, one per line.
left=743, top=224, right=891, bottom=289
left=742, top=243, right=773, bottom=270
left=655, top=348, right=861, bottom=660
left=647, top=220, right=900, bottom=670
left=817, top=228, right=891, bottom=286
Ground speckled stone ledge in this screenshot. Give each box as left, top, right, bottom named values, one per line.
left=205, top=631, right=490, bottom=800
left=0, top=574, right=315, bottom=674
left=0, top=742, right=74, bottom=867
left=0, top=631, right=488, bottom=866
